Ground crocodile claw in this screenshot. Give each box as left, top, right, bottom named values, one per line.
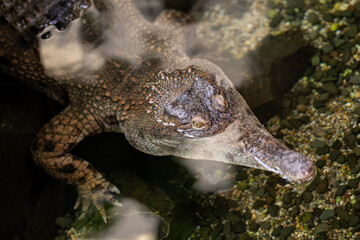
left=75, top=180, right=121, bottom=223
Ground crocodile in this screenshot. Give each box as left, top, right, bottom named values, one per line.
left=0, top=0, right=315, bottom=222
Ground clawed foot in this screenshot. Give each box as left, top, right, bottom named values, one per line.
left=75, top=178, right=122, bottom=223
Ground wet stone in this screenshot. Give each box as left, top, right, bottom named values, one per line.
left=269, top=13, right=283, bottom=28
left=318, top=93, right=330, bottom=102
left=322, top=44, right=334, bottom=53
left=267, top=205, right=280, bottom=217
left=335, top=207, right=350, bottom=221
left=309, top=30, right=318, bottom=39
left=316, top=160, right=326, bottom=168
left=253, top=187, right=266, bottom=198
left=331, top=219, right=341, bottom=229
left=348, top=178, right=360, bottom=189
left=289, top=207, right=300, bottom=218
left=307, top=12, right=320, bottom=24
left=347, top=153, right=357, bottom=168
left=208, top=213, right=219, bottom=224
left=345, top=133, right=357, bottom=149
left=235, top=168, right=249, bottom=181
left=252, top=200, right=266, bottom=210
left=214, top=203, right=228, bottom=217
left=199, top=227, right=211, bottom=239
left=336, top=154, right=346, bottom=164
left=248, top=221, right=258, bottom=232
left=282, top=190, right=295, bottom=204
left=266, top=176, right=280, bottom=186
left=316, top=178, right=329, bottom=194
left=349, top=75, right=360, bottom=85
left=314, top=223, right=329, bottom=234
left=333, top=37, right=346, bottom=48
left=225, top=212, right=239, bottom=222
left=322, top=82, right=339, bottom=94
left=316, top=145, right=330, bottom=155
left=349, top=215, right=360, bottom=227
left=311, top=139, right=326, bottom=148
left=212, top=223, right=223, bottom=238
left=279, top=226, right=295, bottom=240
left=347, top=24, right=358, bottom=38
left=259, top=221, right=271, bottom=230
left=335, top=185, right=348, bottom=196
left=320, top=209, right=335, bottom=220
left=238, top=233, right=254, bottom=240
left=301, top=212, right=313, bottom=223
left=237, top=182, right=249, bottom=190
left=265, top=187, right=277, bottom=199
left=272, top=226, right=282, bottom=237
left=223, top=222, right=231, bottom=235
left=302, top=191, right=313, bottom=203
left=311, top=55, right=321, bottom=66
left=296, top=104, right=307, bottom=112
left=329, top=149, right=341, bottom=161
left=354, top=107, right=360, bottom=116
left=341, top=88, right=350, bottom=97
left=265, top=195, right=275, bottom=205
left=232, top=221, right=246, bottom=234
left=351, top=166, right=360, bottom=174
left=340, top=219, right=350, bottom=228
left=354, top=147, right=360, bottom=156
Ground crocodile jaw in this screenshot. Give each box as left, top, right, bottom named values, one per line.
left=167, top=119, right=315, bottom=184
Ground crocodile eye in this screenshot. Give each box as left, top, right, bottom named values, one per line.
left=211, top=92, right=228, bottom=112
left=191, top=116, right=209, bottom=130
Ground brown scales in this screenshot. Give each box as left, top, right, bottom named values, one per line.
left=0, top=0, right=315, bottom=222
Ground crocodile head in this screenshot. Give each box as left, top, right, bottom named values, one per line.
left=124, top=59, right=315, bottom=183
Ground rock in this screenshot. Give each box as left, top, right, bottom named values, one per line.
left=223, top=222, right=232, bottom=235
left=349, top=75, right=360, bottom=85
left=345, top=133, right=357, bottom=149
left=301, top=212, right=313, bottom=223
left=302, top=191, right=313, bottom=203
left=329, top=150, right=341, bottom=161
left=267, top=205, right=280, bottom=217
left=316, top=159, right=326, bottom=168
left=347, top=153, right=357, bottom=168
left=331, top=140, right=342, bottom=149
left=307, top=12, right=319, bottom=24
left=296, top=104, right=307, bottom=112
left=237, top=182, right=249, bottom=190
left=335, top=185, right=347, bottom=196
left=311, top=139, right=326, bottom=148
left=232, top=221, right=246, bottom=234
left=320, top=209, right=335, bottom=220
left=322, top=44, right=334, bottom=53
left=322, top=82, right=339, bottom=94
left=252, top=200, right=266, bottom=210
left=335, top=207, right=350, bottom=221
left=314, top=223, right=329, bottom=234
left=316, top=145, right=330, bottom=155
left=199, top=227, right=211, bottom=238
left=316, top=178, right=329, bottom=194
left=347, top=178, right=360, bottom=189
left=347, top=24, right=358, bottom=38
left=289, top=207, right=300, bottom=218
left=248, top=221, right=258, bottom=232
left=272, top=226, right=282, bottom=237
left=349, top=215, right=360, bottom=227
left=279, top=226, right=295, bottom=240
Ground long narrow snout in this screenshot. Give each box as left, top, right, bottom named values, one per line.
left=178, top=118, right=316, bottom=184
left=242, top=132, right=315, bottom=183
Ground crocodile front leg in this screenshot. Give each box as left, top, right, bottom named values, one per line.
left=31, top=106, right=121, bottom=222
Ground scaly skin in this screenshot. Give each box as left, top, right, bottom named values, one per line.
left=0, top=0, right=315, bottom=222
